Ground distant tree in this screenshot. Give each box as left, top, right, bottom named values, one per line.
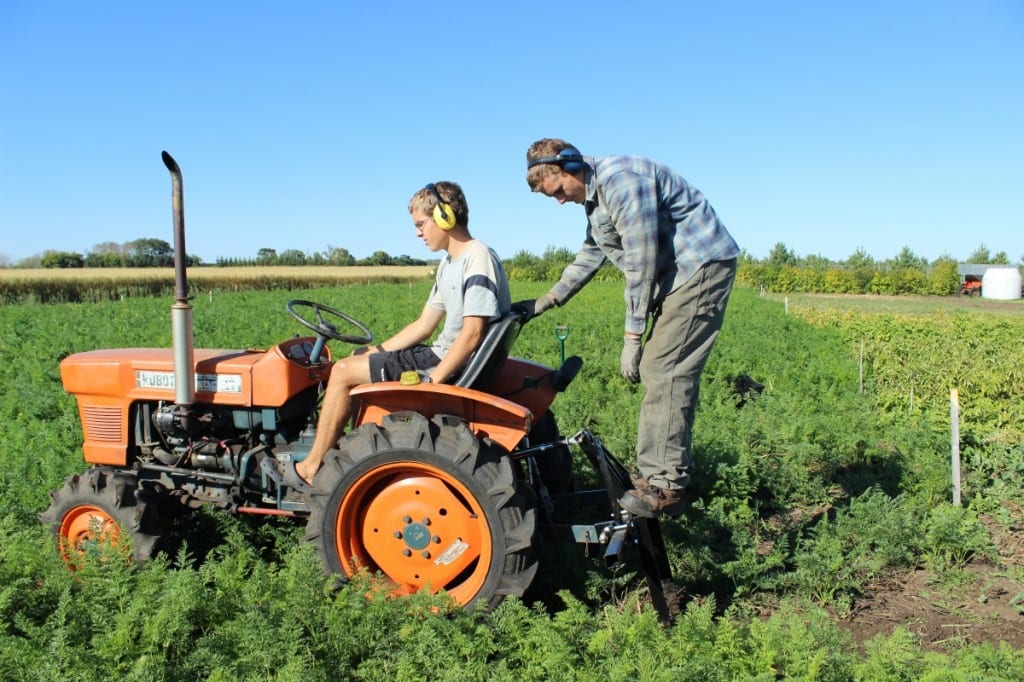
left=928, top=255, right=960, bottom=295
left=766, top=242, right=797, bottom=266
left=967, top=244, right=992, bottom=263
left=40, top=250, right=85, bottom=268
left=888, top=246, right=927, bottom=271
left=91, top=241, right=124, bottom=255
left=736, top=248, right=759, bottom=266
left=390, top=254, right=426, bottom=266
left=256, top=247, right=278, bottom=265
left=84, top=241, right=126, bottom=267
left=505, top=249, right=542, bottom=269
left=364, top=251, right=393, bottom=266
left=542, top=245, right=575, bottom=264
left=126, top=238, right=174, bottom=267
left=800, top=253, right=833, bottom=270
left=325, top=246, right=355, bottom=266
left=844, top=247, right=875, bottom=270
left=278, top=249, right=308, bottom=266
left=85, top=252, right=124, bottom=267
left=991, top=251, right=1010, bottom=265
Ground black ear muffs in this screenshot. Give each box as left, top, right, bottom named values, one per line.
left=425, top=183, right=456, bottom=230
left=527, top=147, right=584, bottom=174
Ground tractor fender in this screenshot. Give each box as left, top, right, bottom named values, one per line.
left=350, top=382, right=532, bottom=452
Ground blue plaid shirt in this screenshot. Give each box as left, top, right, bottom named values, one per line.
left=548, top=155, right=739, bottom=334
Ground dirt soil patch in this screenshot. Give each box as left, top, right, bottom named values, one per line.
left=835, top=508, right=1024, bottom=652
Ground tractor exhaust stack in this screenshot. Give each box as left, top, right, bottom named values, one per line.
left=162, top=151, right=195, bottom=406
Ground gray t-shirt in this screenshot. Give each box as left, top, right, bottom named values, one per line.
left=427, top=240, right=511, bottom=357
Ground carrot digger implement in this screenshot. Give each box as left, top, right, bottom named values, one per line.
left=41, top=152, right=678, bottom=622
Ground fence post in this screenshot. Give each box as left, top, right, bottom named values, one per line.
left=859, top=341, right=864, bottom=395
left=950, top=388, right=961, bottom=506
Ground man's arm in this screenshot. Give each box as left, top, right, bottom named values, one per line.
left=428, top=315, right=487, bottom=384
left=378, top=304, right=445, bottom=351
left=547, top=231, right=606, bottom=307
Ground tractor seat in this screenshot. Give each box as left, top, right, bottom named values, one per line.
left=453, top=311, right=524, bottom=390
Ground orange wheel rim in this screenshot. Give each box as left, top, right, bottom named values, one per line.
left=57, top=504, right=120, bottom=567
left=336, top=461, right=493, bottom=605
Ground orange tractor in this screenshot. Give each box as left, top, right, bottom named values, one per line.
left=41, top=153, right=676, bottom=619
left=958, top=277, right=982, bottom=297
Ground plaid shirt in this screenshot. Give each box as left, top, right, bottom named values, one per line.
left=548, top=155, right=739, bottom=334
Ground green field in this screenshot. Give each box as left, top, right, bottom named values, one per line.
left=1, top=283, right=1022, bottom=680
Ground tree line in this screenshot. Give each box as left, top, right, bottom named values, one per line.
left=736, top=243, right=1022, bottom=296
left=2, top=240, right=428, bottom=269
left=3, top=238, right=1020, bottom=298
left=222, top=247, right=427, bottom=267
left=10, top=239, right=198, bottom=269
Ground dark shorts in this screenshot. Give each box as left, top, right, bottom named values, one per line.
left=368, top=345, right=441, bottom=383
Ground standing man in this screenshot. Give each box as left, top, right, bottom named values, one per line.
left=517, top=138, right=739, bottom=517
left=285, top=181, right=510, bottom=489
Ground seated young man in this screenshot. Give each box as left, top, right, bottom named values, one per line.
left=285, top=181, right=511, bottom=488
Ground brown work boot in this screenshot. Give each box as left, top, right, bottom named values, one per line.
left=619, top=482, right=685, bottom=518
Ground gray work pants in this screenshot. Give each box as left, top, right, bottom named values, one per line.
left=636, top=258, right=736, bottom=491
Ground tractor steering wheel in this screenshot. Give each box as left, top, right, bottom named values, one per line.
left=286, top=300, right=373, bottom=345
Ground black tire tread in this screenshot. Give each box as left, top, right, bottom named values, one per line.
left=303, top=411, right=537, bottom=608
left=39, top=467, right=162, bottom=563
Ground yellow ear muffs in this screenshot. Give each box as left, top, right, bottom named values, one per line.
left=432, top=203, right=456, bottom=230
left=425, top=183, right=457, bottom=230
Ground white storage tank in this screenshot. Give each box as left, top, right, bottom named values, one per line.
left=981, top=267, right=1022, bottom=300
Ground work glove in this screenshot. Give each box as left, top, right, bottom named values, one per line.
left=511, top=293, right=556, bottom=320
left=620, top=336, right=642, bottom=384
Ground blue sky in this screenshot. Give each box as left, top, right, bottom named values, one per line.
left=2, top=1, right=1021, bottom=266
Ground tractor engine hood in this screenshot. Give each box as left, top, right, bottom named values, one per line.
left=61, top=339, right=331, bottom=408
left=60, top=338, right=332, bottom=466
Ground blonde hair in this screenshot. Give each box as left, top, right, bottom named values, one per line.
left=408, top=181, right=468, bottom=227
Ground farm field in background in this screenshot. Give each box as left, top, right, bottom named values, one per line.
left=1, top=282, right=1021, bottom=679
left=764, top=290, right=1024, bottom=316
left=767, top=290, right=1024, bottom=446
left=0, top=265, right=435, bottom=304
left=0, top=265, right=435, bottom=282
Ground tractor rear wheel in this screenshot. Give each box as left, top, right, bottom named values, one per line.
left=304, top=411, right=537, bottom=609
left=40, top=467, right=162, bottom=568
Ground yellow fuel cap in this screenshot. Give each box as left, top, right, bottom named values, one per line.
left=399, top=371, right=420, bottom=385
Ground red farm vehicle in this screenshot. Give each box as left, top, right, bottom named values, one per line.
left=41, top=153, right=678, bottom=621
left=958, top=277, right=982, bottom=297
left=957, top=264, right=986, bottom=297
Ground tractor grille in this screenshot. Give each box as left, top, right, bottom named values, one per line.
left=82, top=406, right=123, bottom=442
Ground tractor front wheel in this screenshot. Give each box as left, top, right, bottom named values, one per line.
left=40, top=467, right=163, bottom=568
left=304, top=412, right=537, bottom=609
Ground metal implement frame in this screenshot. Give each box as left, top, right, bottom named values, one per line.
left=526, top=429, right=677, bottom=624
